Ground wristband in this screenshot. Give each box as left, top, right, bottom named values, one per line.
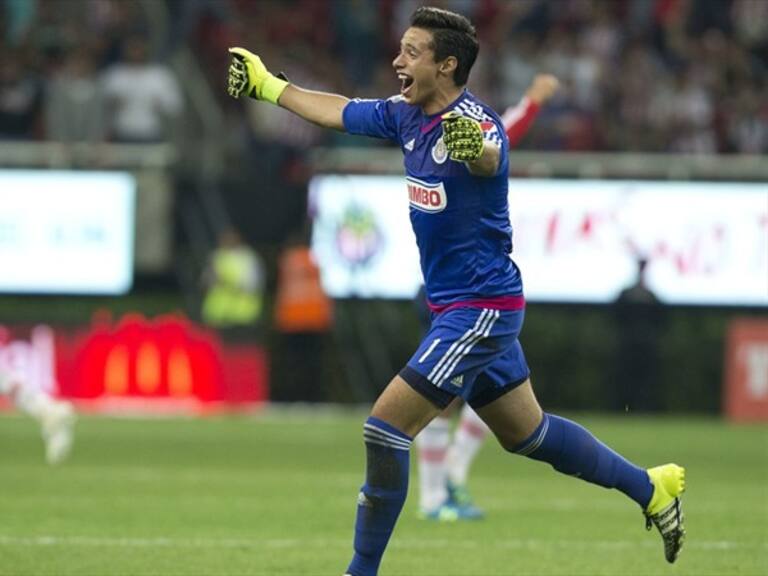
left=262, top=75, right=289, bottom=105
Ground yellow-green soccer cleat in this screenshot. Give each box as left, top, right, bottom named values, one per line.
left=644, top=464, right=686, bottom=563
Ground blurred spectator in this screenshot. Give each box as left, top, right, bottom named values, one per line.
left=499, top=32, right=541, bottom=103
left=612, top=257, right=665, bottom=413
left=332, top=0, right=381, bottom=90
left=732, top=0, right=768, bottom=55
left=101, top=33, right=183, bottom=142
left=201, top=227, right=265, bottom=334
left=272, top=239, right=333, bottom=402
left=3, top=0, right=37, bottom=47
left=727, top=86, right=768, bottom=153
left=18, top=0, right=74, bottom=70
left=166, top=0, right=235, bottom=57
left=662, top=66, right=717, bottom=153
left=0, top=47, right=43, bottom=139
left=83, top=0, right=149, bottom=69
left=45, top=46, right=104, bottom=143
left=274, top=241, right=332, bottom=336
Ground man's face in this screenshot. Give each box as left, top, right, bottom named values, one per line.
left=392, top=27, right=441, bottom=106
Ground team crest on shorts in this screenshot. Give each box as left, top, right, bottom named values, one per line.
left=431, top=137, right=448, bottom=164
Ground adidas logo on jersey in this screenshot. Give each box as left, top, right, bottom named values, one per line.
left=404, top=138, right=415, bottom=151
left=450, top=374, right=464, bottom=387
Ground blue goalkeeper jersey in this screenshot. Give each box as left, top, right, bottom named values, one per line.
left=342, top=89, right=524, bottom=308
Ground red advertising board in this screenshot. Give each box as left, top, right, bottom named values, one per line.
left=724, top=318, right=768, bottom=422
left=0, top=315, right=268, bottom=413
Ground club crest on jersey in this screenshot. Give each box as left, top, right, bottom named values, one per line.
left=406, top=177, right=447, bottom=213
left=431, top=137, right=448, bottom=164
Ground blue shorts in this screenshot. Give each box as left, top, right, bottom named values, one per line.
left=400, top=307, right=530, bottom=410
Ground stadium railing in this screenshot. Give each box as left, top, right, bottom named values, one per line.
left=310, top=148, right=768, bottom=180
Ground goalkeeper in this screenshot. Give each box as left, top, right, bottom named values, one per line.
left=415, top=73, right=560, bottom=522
left=227, top=6, right=686, bottom=576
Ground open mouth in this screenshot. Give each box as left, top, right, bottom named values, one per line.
left=398, top=73, right=414, bottom=96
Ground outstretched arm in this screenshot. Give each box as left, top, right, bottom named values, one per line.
left=502, top=74, right=559, bottom=147
left=278, top=85, right=348, bottom=131
left=227, top=47, right=348, bottom=131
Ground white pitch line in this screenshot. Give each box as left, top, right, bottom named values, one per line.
left=0, top=535, right=763, bottom=551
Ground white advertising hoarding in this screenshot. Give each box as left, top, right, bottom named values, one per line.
left=0, top=170, right=136, bottom=294
left=310, top=175, right=768, bottom=306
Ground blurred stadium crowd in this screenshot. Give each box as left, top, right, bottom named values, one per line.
left=1, top=0, right=766, bottom=154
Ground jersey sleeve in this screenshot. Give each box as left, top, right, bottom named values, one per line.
left=476, top=113, right=507, bottom=175
left=481, top=108, right=511, bottom=177
left=501, top=96, right=541, bottom=148
left=342, top=97, right=401, bottom=143
left=480, top=116, right=504, bottom=148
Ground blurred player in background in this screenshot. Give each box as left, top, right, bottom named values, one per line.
left=226, top=6, right=685, bottom=575
left=416, top=73, right=560, bottom=521
left=0, top=371, right=75, bottom=465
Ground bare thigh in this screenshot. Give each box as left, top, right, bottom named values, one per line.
left=370, top=375, right=445, bottom=438
left=474, top=379, right=543, bottom=451
left=440, top=397, right=463, bottom=418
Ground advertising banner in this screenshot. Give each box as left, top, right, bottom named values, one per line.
left=724, top=319, right=768, bottom=422
left=0, top=170, right=135, bottom=295
left=310, top=176, right=768, bottom=306
left=0, top=315, right=268, bottom=413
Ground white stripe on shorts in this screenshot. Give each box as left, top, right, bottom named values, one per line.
left=430, top=310, right=495, bottom=385
left=418, top=338, right=441, bottom=364
left=436, top=309, right=499, bottom=385
left=427, top=310, right=490, bottom=383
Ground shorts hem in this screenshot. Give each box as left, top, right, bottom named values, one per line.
left=399, top=366, right=455, bottom=409
left=467, top=372, right=530, bottom=410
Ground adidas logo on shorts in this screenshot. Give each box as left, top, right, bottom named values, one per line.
left=450, top=375, right=464, bottom=387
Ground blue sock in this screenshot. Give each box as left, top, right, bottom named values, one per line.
left=512, top=413, right=653, bottom=508
left=347, top=417, right=412, bottom=576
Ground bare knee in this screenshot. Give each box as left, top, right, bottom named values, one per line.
left=475, top=379, right=544, bottom=451
left=493, top=411, right=543, bottom=452
left=370, top=375, right=443, bottom=438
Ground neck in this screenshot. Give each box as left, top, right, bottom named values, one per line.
left=422, top=84, right=464, bottom=115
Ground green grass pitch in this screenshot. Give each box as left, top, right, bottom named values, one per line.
left=0, top=409, right=765, bottom=575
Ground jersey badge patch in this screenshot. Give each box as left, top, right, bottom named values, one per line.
left=431, top=137, right=448, bottom=164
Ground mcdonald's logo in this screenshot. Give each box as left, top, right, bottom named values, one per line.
left=105, top=345, right=129, bottom=395
left=75, top=314, right=222, bottom=402
left=48, top=312, right=268, bottom=408
left=136, top=342, right=161, bottom=394
left=168, top=347, right=192, bottom=396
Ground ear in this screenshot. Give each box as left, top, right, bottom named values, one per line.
left=439, top=56, right=458, bottom=79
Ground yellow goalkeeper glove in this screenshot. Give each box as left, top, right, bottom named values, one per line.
left=441, top=111, right=485, bottom=162
left=227, top=47, right=288, bottom=104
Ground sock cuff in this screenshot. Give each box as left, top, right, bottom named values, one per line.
left=364, top=417, right=413, bottom=451
left=511, top=412, right=551, bottom=455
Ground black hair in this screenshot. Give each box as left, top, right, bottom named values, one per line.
left=410, top=6, right=479, bottom=86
